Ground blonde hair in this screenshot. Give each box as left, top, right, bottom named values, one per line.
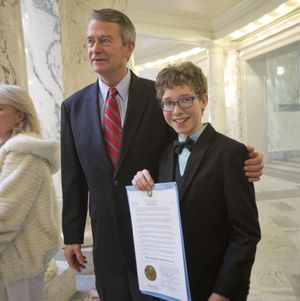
left=0, top=84, right=41, bottom=136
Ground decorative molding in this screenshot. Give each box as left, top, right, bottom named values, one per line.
left=211, top=0, right=286, bottom=39
left=131, top=10, right=212, bottom=42
left=130, top=9, right=210, bottom=29
left=237, top=11, right=300, bottom=59
left=131, top=1, right=300, bottom=72
left=130, top=0, right=291, bottom=45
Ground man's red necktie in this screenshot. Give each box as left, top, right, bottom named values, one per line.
left=103, top=87, right=122, bottom=168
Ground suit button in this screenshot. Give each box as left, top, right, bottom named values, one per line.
left=113, top=180, right=118, bottom=186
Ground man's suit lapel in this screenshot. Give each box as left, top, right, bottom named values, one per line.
left=83, top=73, right=155, bottom=174
left=84, top=81, right=112, bottom=171
left=115, top=72, right=150, bottom=172
left=179, top=124, right=216, bottom=199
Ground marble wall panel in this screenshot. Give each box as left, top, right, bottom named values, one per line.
left=58, top=0, right=129, bottom=97
left=0, top=0, right=27, bottom=86
left=266, top=45, right=300, bottom=155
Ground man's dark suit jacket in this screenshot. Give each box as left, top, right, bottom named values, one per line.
left=158, top=123, right=261, bottom=301
left=61, top=71, right=173, bottom=300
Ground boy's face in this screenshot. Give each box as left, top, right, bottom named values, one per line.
left=162, top=84, right=208, bottom=139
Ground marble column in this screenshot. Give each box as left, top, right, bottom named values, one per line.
left=224, top=49, right=243, bottom=141
left=58, top=0, right=129, bottom=97
left=0, top=0, right=27, bottom=86
left=21, top=0, right=64, bottom=223
left=19, top=3, right=76, bottom=299
left=208, top=44, right=227, bottom=134
left=21, top=0, right=63, bottom=140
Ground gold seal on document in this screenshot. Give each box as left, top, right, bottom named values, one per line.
left=144, top=265, right=157, bottom=281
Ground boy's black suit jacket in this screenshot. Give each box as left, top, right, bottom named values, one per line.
left=158, top=123, right=261, bottom=301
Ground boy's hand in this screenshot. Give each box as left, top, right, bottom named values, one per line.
left=132, top=169, right=154, bottom=191
left=208, top=293, right=229, bottom=301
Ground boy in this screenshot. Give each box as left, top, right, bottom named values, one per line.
left=132, top=62, right=261, bottom=301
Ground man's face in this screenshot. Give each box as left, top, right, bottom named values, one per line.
left=162, top=85, right=207, bottom=139
left=87, top=20, right=135, bottom=82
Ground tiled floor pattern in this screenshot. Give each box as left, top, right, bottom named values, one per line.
left=68, top=157, right=300, bottom=301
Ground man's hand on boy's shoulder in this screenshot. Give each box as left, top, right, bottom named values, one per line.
left=245, top=146, right=264, bottom=182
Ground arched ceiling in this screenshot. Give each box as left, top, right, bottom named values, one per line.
left=129, top=0, right=289, bottom=65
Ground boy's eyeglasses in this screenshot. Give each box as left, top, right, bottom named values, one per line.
left=160, top=96, right=196, bottom=112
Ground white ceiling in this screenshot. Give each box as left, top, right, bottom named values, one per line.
left=130, top=0, right=242, bottom=21
left=130, top=0, right=287, bottom=65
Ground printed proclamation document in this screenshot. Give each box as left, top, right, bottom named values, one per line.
left=126, top=182, right=191, bottom=301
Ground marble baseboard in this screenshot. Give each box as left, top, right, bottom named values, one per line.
left=69, top=275, right=96, bottom=301
left=268, top=150, right=300, bottom=161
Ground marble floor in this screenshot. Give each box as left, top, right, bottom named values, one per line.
left=67, top=157, right=300, bottom=301
left=249, top=157, right=300, bottom=301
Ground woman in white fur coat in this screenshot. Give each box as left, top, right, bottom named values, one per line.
left=0, top=84, right=61, bottom=301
